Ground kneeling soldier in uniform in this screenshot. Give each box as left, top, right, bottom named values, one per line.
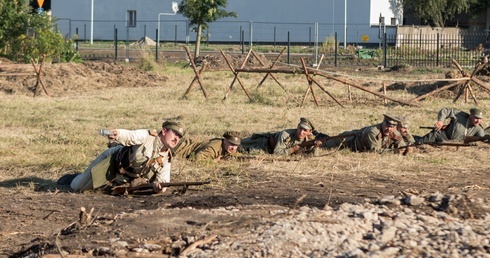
left=69, top=121, right=185, bottom=193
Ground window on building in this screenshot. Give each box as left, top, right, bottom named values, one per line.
left=127, top=10, right=137, bottom=27
left=391, top=18, right=396, bottom=26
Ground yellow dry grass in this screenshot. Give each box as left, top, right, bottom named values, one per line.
left=0, top=62, right=489, bottom=192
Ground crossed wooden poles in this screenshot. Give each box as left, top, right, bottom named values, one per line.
left=182, top=47, right=420, bottom=107
left=0, top=55, right=49, bottom=97
left=411, top=59, right=490, bottom=104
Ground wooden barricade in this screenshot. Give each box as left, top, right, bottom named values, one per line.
left=182, top=48, right=418, bottom=107
left=0, top=56, right=49, bottom=97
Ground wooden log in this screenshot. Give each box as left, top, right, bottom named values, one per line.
left=412, top=80, right=464, bottom=102
left=310, top=70, right=418, bottom=106
left=0, top=73, right=36, bottom=76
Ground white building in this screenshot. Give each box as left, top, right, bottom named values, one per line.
left=50, top=0, right=402, bottom=46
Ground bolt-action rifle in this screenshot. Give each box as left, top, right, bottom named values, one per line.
left=398, top=141, right=477, bottom=150
left=298, top=132, right=357, bottom=148
left=464, top=135, right=490, bottom=144
left=111, top=180, right=211, bottom=195
left=419, top=125, right=448, bottom=130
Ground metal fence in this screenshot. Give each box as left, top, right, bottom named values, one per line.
left=61, top=17, right=489, bottom=68
left=384, top=32, right=487, bottom=67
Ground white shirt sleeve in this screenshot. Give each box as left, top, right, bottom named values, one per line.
left=115, top=129, right=150, bottom=146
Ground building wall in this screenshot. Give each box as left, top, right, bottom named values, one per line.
left=51, top=0, right=398, bottom=46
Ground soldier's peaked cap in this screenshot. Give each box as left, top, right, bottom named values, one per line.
left=383, top=114, right=400, bottom=126
left=470, top=108, right=483, bottom=119
left=299, top=117, right=315, bottom=131
left=162, top=121, right=186, bottom=137
left=223, top=131, right=242, bottom=145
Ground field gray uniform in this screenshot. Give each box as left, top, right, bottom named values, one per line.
left=420, top=108, right=484, bottom=143
left=70, top=129, right=171, bottom=192
left=240, top=129, right=315, bottom=155
left=322, top=124, right=405, bottom=153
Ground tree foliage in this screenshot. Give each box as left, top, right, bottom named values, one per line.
left=403, top=0, right=476, bottom=27
left=469, top=0, right=490, bottom=17
left=0, top=0, right=78, bottom=63
left=178, top=0, right=237, bottom=57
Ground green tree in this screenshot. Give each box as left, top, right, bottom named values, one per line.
left=403, top=0, right=476, bottom=27
left=469, top=0, right=489, bottom=16
left=178, top=0, right=237, bottom=57
left=0, top=0, right=77, bottom=63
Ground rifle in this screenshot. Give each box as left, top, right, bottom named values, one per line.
left=398, top=141, right=477, bottom=152
left=111, top=180, right=211, bottom=195
left=464, top=135, right=490, bottom=144
left=299, top=133, right=357, bottom=148
left=419, top=125, right=448, bottom=130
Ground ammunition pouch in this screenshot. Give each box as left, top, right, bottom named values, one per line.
left=114, top=146, right=148, bottom=179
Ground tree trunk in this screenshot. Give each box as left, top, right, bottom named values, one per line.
left=194, top=24, right=202, bottom=57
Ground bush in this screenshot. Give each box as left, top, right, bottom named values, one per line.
left=0, top=1, right=77, bottom=63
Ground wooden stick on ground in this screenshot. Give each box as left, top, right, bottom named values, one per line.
left=180, top=234, right=218, bottom=256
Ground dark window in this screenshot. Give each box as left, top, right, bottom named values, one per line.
left=127, top=10, right=137, bottom=27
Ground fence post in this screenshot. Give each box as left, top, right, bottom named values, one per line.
left=174, top=25, right=177, bottom=46
left=287, top=31, right=290, bottom=64
left=114, top=28, right=118, bottom=61
left=334, top=32, right=338, bottom=67
left=155, top=29, right=159, bottom=62
left=75, top=28, right=79, bottom=52
left=126, top=27, right=129, bottom=60
left=274, top=26, right=276, bottom=48
left=241, top=30, right=244, bottom=54
left=383, top=32, right=387, bottom=68
left=436, top=33, right=440, bottom=67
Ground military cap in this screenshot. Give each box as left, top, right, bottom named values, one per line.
left=223, top=131, right=242, bottom=145
left=396, top=116, right=409, bottom=128
left=470, top=108, right=483, bottom=119
left=162, top=121, right=186, bottom=137
left=298, top=117, right=315, bottom=131
left=399, top=120, right=409, bottom=128
left=383, top=114, right=400, bottom=126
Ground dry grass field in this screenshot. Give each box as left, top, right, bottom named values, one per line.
left=0, top=53, right=489, bottom=256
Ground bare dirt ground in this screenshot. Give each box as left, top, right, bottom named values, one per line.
left=0, top=55, right=489, bottom=257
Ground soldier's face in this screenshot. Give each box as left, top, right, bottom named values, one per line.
left=469, top=115, right=482, bottom=127
left=397, top=125, right=408, bottom=136
left=382, top=121, right=396, bottom=136
left=160, top=128, right=182, bottom=150
left=223, top=140, right=238, bottom=154
left=296, top=126, right=312, bottom=139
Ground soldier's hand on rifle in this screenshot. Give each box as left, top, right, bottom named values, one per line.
left=152, top=182, right=166, bottom=193
left=434, top=121, right=444, bottom=131
left=313, top=140, right=323, bottom=147
left=290, top=145, right=301, bottom=154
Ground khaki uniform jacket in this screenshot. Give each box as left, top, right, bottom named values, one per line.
left=193, top=138, right=227, bottom=161
left=172, top=138, right=205, bottom=160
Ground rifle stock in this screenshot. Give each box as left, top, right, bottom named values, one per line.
left=299, top=133, right=356, bottom=148
left=398, top=141, right=477, bottom=150
left=111, top=180, right=211, bottom=195
left=419, top=125, right=448, bottom=130
left=464, top=135, right=490, bottom=144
